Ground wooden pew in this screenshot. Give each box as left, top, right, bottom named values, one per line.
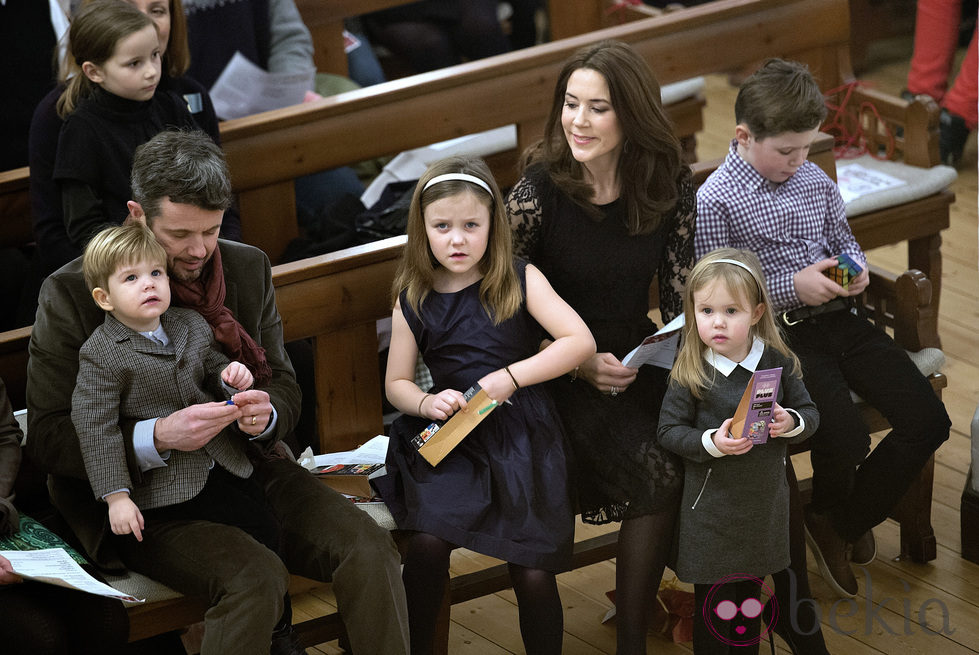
left=1, top=0, right=948, bottom=295
left=294, top=0, right=705, bottom=162
left=0, top=216, right=946, bottom=653
left=221, top=0, right=858, bottom=264
left=549, top=0, right=918, bottom=73
left=218, top=0, right=950, bottom=315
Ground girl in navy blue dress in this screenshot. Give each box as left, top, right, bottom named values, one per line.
left=375, top=155, right=595, bottom=654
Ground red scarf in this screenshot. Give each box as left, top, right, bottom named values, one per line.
left=169, top=246, right=273, bottom=386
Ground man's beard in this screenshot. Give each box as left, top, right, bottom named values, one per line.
left=168, top=258, right=206, bottom=282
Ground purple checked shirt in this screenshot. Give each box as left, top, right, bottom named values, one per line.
left=695, top=140, right=866, bottom=313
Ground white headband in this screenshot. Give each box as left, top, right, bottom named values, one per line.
left=422, top=173, right=492, bottom=195
left=711, top=258, right=764, bottom=291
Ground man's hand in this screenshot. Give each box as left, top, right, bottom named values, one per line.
left=153, top=401, right=242, bottom=452
left=793, top=259, right=848, bottom=306
left=712, top=418, right=753, bottom=456
left=0, top=554, right=22, bottom=585
left=106, top=492, right=145, bottom=542
left=231, top=389, right=273, bottom=435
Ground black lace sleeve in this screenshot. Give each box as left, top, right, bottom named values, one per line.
left=657, top=177, right=696, bottom=322
left=505, top=174, right=544, bottom=261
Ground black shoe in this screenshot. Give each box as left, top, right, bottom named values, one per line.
left=850, top=528, right=876, bottom=566
left=804, top=509, right=858, bottom=598
left=270, top=624, right=308, bottom=655
left=939, top=109, right=970, bottom=168
left=763, top=600, right=830, bottom=655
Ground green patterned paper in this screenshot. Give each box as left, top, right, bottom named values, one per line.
left=0, top=515, right=87, bottom=565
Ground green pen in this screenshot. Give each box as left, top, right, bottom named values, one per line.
left=478, top=400, right=498, bottom=415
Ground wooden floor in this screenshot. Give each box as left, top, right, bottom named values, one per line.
left=293, top=37, right=979, bottom=654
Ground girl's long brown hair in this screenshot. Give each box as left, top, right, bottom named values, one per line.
left=67, top=0, right=189, bottom=79
left=57, top=1, right=155, bottom=118
left=393, top=156, right=522, bottom=324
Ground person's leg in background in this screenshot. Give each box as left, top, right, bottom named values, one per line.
left=614, top=506, right=678, bottom=654
left=343, top=19, right=387, bottom=88
left=938, top=25, right=977, bottom=165
left=907, top=0, right=962, bottom=101
left=906, top=0, right=977, bottom=165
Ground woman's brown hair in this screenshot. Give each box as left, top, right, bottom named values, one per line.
left=522, top=39, right=688, bottom=235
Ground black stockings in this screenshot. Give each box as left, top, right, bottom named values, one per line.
left=508, top=562, right=563, bottom=655
left=401, top=532, right=563, bottom=654
left=402, top=532, right=453, bottom=655
left=615, top=506, right=678, bottom=654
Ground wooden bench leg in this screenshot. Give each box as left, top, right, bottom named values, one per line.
left=890, top=454, right=937, bottom=563
left=961, top=471, right=979, bottom=564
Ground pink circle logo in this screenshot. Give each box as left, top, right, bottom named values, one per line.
left=702, top=574, right=777, bottom=647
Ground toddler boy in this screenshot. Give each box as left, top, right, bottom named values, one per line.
left=72, top=222, right=276, bottom=548
left=695, top=58, right=950, bottom=602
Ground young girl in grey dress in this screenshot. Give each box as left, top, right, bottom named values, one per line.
left=658, top=249, right=819, bottom=654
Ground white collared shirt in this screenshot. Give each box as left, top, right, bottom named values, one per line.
left=704, top=335, right=766, bottom=376
left=700, top=336, right=805, bottom=457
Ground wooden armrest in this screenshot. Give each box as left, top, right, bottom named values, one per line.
left=860, top=267, right=938, bottom=351
left=843, top=87, right=941, bottom=167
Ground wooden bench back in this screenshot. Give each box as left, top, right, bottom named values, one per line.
left=0, top=0, right=851, bottom=264
left=221, top=0, right=852, bottom=261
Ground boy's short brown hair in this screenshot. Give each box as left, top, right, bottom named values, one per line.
left=83, top=223, right=168, bottom=294
left=735, top=58, right=828, bottom=140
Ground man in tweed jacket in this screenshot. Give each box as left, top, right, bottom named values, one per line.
left=27, top=131, right=409, bottom=655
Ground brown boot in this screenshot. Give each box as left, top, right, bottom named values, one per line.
left=804, top=509, right=857, bottom=598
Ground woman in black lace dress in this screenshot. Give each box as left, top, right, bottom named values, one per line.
left=505, top=40, right=695, bottom=654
